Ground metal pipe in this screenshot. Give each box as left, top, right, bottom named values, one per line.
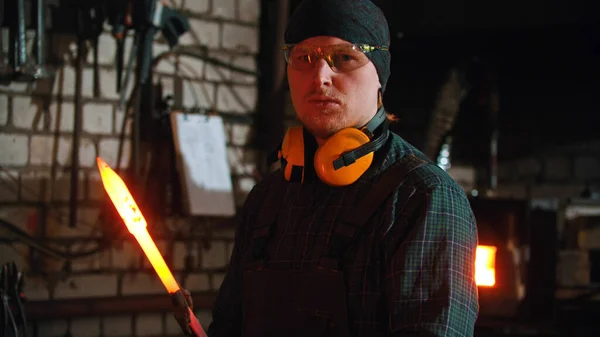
left=24, top=293, right=218, bottom=321
left=30, top=0, right=51, bottom=79
left=69, top=8, right=84, bottom=228
left=16, top=0, right=26, bottom=70
left=35, top=0, right=44, bottom=67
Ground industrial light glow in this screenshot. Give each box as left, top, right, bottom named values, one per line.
left=475, top=245, right=497, bottom=287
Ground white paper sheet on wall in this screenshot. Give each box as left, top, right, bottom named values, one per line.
left=170, top=112, right=236, bottom=216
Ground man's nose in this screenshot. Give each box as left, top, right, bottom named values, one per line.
left=312, top=58, right=334, bottom=87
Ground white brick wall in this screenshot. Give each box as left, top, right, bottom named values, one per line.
left=36, top=320, right=68, bottom=337
left=0, top=133, right=29, bottom=165
left=222, top=24, right=259, bottom=53
left=181, top=19, right=220, bottom=48
left=239, top=0, right=261, bottom=23
left=121, top=272, right=166, bottom=296
left=53, top=274, right=119, bottom=299
left=200, top=241, right=228, bottom=269
left=174, top=0, right=210, bottom=14
left=216, top=85, right=257, bottom=113
left=69, top=317, right=102, bottom=337
left=184, top=273, right=211, bottom=292
left=496, top=140, right=600, bottom=198
left=0, top=94, right=8, bottom=125
left=0, top=0, right=258, bottom=335
left=135, top=313, right=163, bottom=336
left=82, top=103, right=113, bottom=135
left=98, top=138, right=131, bottom=168
left=213, top=0, right=237, bottom=19
left=12, top=96, right=39, bottom=129
left=103, top=316, right=132, bottom=337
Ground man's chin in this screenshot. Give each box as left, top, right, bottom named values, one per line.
left=304, top=124, right=341, bottom=140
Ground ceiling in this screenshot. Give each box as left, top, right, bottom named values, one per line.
left=375, top=0, right=599, bottom=162
left=283, top=0, right=599, bottom=162
left=374, top=0, right=596, bottom=38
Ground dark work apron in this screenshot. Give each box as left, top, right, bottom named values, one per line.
left=241, top=154, right=427, bottom=337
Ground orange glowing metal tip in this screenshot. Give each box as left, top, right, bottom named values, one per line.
left=96, top=157, right=206, bottom=337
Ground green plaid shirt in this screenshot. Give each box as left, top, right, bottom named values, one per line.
left=208, top=132, right=479, bottom=336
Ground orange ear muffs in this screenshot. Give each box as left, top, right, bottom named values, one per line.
left=278, top=126, right=306, bottom=182
left=314, top=128, right=373, bottom=187
left=277, top=107, right=389, bottom=186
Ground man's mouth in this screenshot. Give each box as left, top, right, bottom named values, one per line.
left=307, top=96, right=341, bottom=105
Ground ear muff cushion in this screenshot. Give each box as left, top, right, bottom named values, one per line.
left=314, top=128, right=373, bottom=187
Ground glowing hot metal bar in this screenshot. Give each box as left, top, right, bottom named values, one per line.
left=96, top=157, right=205, bottom=337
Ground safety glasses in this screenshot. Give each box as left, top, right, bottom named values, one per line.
left=282, top=43, right=388, bottom=73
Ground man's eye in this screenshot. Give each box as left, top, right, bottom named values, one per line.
left=294, top=54, right=311, bottom=62
left=340, top=54, right=353, bottom=61
left=336, top=53, right=358, bottom=62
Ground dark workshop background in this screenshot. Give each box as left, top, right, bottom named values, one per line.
left=0, top=0, right=599, bottom=336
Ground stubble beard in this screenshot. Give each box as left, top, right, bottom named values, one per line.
left=301, top=107, right=350, bottom=140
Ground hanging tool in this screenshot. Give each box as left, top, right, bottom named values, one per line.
left=90, top=5, right=104, bottom=98
left=19, top=0, right=53, bottom=80
left=2, top=0, right=28, bottom=80
left=0, top=262, right=27, bottom=337
left=11, top=0, right=40, bottom=82
left=1, top=0, right=53, bottom=81
left=31, top=0, right=52, bottom=79
left=117, top=0, right=189, bottom=111
left=1, top=264, right=18, bottom=337
left=15, top=0, right=27, bottom=74
left=69, top=5, right=85, bottom=229
left=0, top=0, right=14, bottom=79
left=63, top=1, right=104, bottom=228
left=126, top=0, right=189, bottom=187
left=108, top=0, right=132, bottom=94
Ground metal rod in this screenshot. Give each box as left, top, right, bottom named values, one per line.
left=36, top=0, right=44, bottom=66
left=17, top=0, right=26, bottom=66
left=16, top=0, right=26, bottom=69
left=70, top=8, right=84, bottom=228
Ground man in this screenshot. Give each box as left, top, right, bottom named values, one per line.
left=173, top=0, right=479, bottom=336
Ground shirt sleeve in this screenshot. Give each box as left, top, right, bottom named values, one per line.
left=384, top=184, right=479, bottom=337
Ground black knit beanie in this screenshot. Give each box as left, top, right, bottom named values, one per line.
left=284, top=0, right=391, bottom=93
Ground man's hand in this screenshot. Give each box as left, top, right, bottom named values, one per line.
left=171, top=288, right=194, bottom=336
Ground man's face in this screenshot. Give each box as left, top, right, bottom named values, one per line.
left=286, top=36, right=381, bottom=142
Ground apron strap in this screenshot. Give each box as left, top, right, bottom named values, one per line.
left=319, top=154, right=429, bottom=270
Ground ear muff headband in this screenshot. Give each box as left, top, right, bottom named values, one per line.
left=330, top=107, right=388, bottom=171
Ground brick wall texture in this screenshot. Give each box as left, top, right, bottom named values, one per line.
left=0, top=1, right=259, bottom=336
left=493, top=141, right=600, bottom=199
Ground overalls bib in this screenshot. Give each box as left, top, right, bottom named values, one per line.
left=241, top=154, right=427, bottom=337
